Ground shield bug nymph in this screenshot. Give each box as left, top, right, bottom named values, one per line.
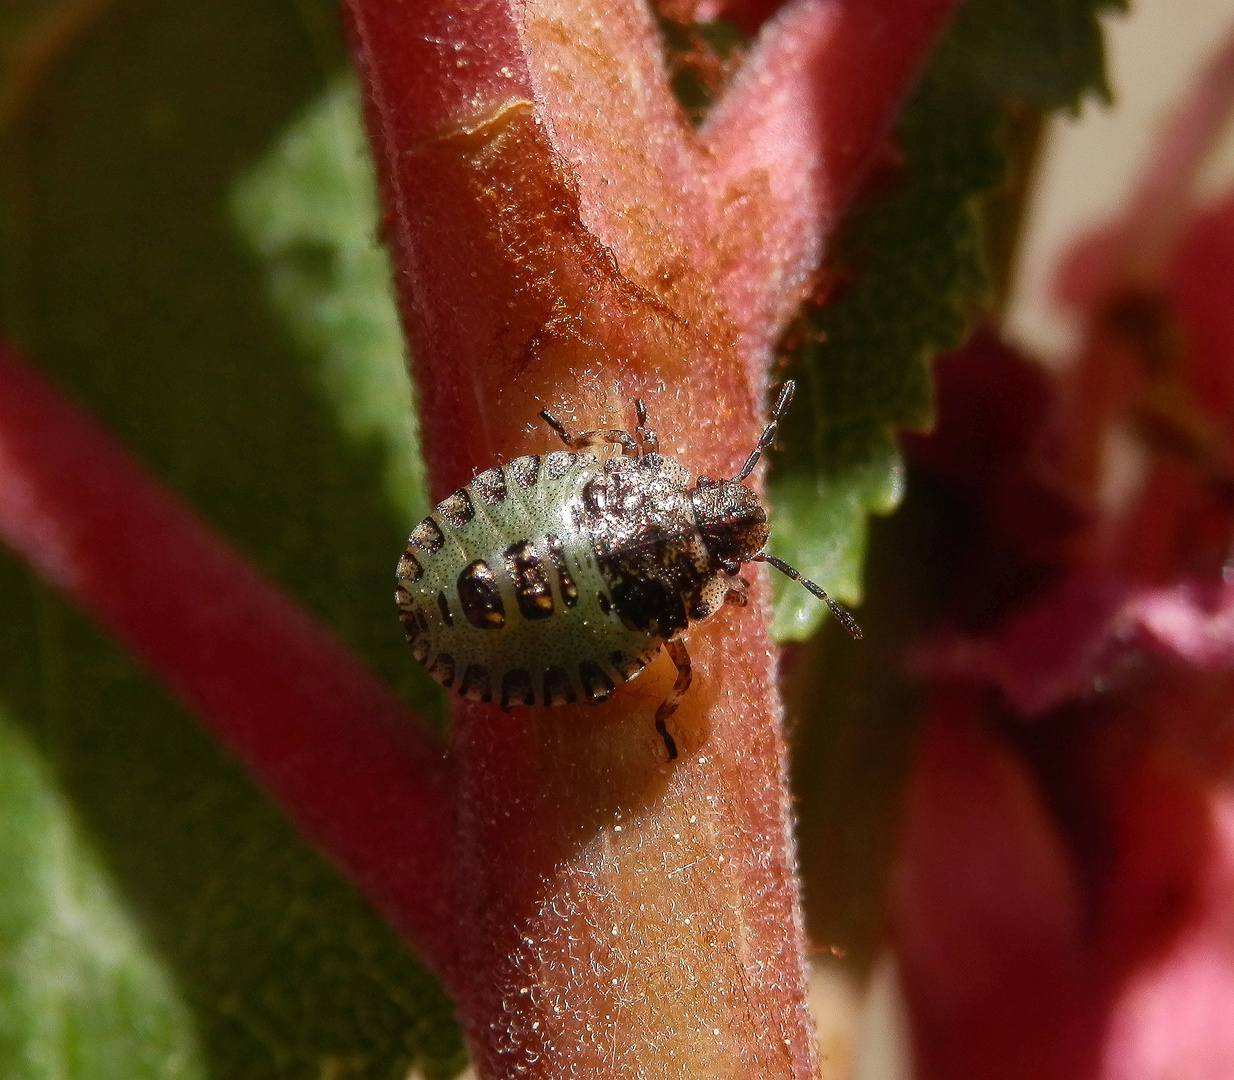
left=395, top=381, right=861, bottom=760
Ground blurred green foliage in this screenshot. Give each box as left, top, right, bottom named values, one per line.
left=0, top=1, right=460, bottom=1077
left=230, top=77, right=429, bottom=531
left=0, top=705, right=205, bottom=1080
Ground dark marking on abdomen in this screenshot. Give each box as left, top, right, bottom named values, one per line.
left=460, top=664, right=492, bottom=703
left=471, top=467, right=508, bottom=505
left=397, top=600, right=431, bottom=662
left=579, top=661, right=614, bottom=702
left=457, top=559, right=506, bottom=629
left=543, top=666, right=577, bottom=706
left=505, top=540, right=554, bottom=620
left=408, top=517, right=445, bottom=555
left=428, top=652, right=455, bottom=688
left=543, top=451, right=578, bottom=480
left=507, top=455, right=540, bottom=488
left=437, top=591, right=455, bottom=627
left=436, top=488, right=475, bottom=528
left=396, top=550, right=424, bottom=582
left=611, top=651, right=645, bottom=682
left=501, top=668, right=535, bottom=709
left=545, top=535, right=578, bottom=607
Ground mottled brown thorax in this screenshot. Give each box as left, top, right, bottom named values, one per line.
left=572, top=454, right=713, bottom=637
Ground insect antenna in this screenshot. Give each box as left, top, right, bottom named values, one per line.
left=731, top=382, right=861, bottom=637
left=734, top=380, right=795, bottom=482
left=753, top=552, right=863, bottom=639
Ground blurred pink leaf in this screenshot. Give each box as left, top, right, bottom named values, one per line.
left=894, top=20, right=1234, bottom=1080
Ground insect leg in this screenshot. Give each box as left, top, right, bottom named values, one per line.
left=723, top=576, right=749, bottom=607
left=654, top=638, right=691, bottom=760
left=634, top=398, right=659, bottom=457
left=540, top=409, right=638, bottom=456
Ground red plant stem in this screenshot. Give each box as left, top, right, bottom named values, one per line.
left=346, top=3, right=801, bottom=1075
left=350, top=0, right=960, bottom=488
left=0, top=342, right=458, bottom=980
left=703, top=0, right=962, bottom=376
left=346, top=1, right=956, bottom=1076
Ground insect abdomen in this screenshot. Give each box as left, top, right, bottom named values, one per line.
left=396, top=452, right=659, bottom=708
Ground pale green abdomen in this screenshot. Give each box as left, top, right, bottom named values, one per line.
left=396, top=451, right=660, bottom=708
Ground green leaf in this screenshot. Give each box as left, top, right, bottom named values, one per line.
left=0, top=1, right=462, bottom=1076
left=945, top=0, right=1124, bottom=107
left=0, top=705, right=207, bottom=1080
left=230, top=76, right=429, bottom=530
left=768, top=445, right=903, bottom=641
left=768, top=0, right=1125, bottom=641
left=0, top=573, right=467, bottom=1080
left=230, top=74, right=444, bottom=727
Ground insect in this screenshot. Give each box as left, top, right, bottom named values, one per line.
left=395, top=381, right=861, bottom=760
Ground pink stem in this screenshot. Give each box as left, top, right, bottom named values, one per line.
left=0, top=342, right=459, bottom=981
left=344, top=0, right=962, bottom=1074
left=702, top=0, right=961, bottom=378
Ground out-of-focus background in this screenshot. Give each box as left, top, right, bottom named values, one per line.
left=1008, top=0, right=1234, bottom=361
left=813, top=1, right=1234, bottom=1075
